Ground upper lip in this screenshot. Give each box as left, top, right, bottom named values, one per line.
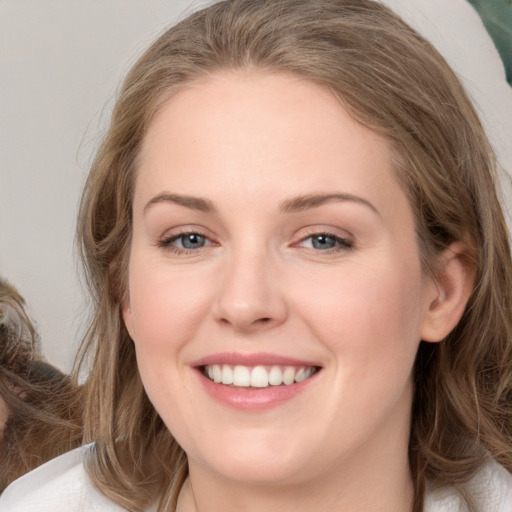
left=191, top=352, right=321, bottom=368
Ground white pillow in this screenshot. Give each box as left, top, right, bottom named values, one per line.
left=380, top=0, right=512, bottom=233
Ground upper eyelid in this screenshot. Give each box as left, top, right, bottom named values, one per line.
left=293, top=225, right=354, bottom=241
left=158, top=225, right=215, bottom=240
left=164, top=231, right=208, bottom=241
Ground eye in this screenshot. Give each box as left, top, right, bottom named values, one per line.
left=174, top=233, right=207, bottom=249
left=158, top=231, right=215, bottom=254
left=297, top=233, right=352, bottom=252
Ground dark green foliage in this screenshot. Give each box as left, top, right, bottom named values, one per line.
left=468, top=0, right=512, bottom=84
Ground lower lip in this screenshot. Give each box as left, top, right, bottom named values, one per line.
left=194, top=369, right=319, bottom=410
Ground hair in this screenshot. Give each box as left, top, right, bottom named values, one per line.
left=75, top=1, right=512, bottom=511
left=0, top=279, right=83, bottom=492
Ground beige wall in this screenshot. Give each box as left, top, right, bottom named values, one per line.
left=0, top=0, right=210, bottom=370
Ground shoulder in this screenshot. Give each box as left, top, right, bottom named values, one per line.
left=0, top=444, right=127, bottom=512
left=425, top=460, right=512, bottom=512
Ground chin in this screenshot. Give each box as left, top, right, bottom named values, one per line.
left=186, top=430, right=322, bottom=486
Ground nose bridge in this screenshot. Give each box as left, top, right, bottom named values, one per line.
left=214, top=238, right=287, bottom=332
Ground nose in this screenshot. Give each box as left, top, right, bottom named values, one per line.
left=213, top=247, right=288, bottom=333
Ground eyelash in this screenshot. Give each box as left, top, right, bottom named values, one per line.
left=157, top=230, right=353, bottom=256
left=295, top=232, right=353, bottom=253
left=157, top=231, right=215, bottom=255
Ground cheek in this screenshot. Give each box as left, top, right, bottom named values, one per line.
left=297, top=256, right=424, bottom=384
left=126, top=269, right=203, bottom=427
left=294, top=261, right=424, bottom=449
left=125, top=261, right=217, bottom=426
left=127, top=263, right=211, bottom=351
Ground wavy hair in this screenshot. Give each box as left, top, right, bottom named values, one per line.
left=0, top=279, right=83, bottom=491
left=75, top=1, right=512, bottom=510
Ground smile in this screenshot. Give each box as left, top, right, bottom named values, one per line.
left=202, top=364, right=319, bottom=388
left=192, top=353, right=322, bottom=409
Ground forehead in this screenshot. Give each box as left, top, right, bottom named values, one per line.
left=135, top=71, right=406, bottom=220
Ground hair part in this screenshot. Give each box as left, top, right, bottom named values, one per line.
left=75, top=1, right=512, bottom=511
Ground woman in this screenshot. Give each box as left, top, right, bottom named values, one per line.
left=1, top=0, right=511, bottom=511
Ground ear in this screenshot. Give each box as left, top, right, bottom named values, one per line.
left=421, top=242, right=475, bottom=343
left=121, top=296, right=134, bottom=339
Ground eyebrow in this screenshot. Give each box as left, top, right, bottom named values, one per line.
left=143, top=192, right=379, bottom=216
left=143, top=193, right=216, bottom=214
left=280, top=193, right=380, bottom=216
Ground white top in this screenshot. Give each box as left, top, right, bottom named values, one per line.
left=0, top=444, right=511, bottom=511
left=0, top=444, right=157, bottom=512
left=424, top=461, right=512, bottom=512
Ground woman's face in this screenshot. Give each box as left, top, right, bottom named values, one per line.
left=123, top=72, right=439, bottom=486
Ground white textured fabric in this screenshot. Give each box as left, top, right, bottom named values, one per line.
left=380, top=0, right=512, bottom=234
left=424, top=460, right=512, bottom=512
left=1, top=444, right=511, bottom=511
left=0, top=445, right=158, bottom=511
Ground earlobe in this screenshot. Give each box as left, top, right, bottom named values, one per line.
left=421, top=242, right=475, bottom=343
left=121, top=298, right=134, bottom=338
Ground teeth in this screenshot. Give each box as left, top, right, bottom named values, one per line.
left=204, top=364, right=317, bottom=388
left=268, top=366, right=282, bottom=386
left=233, top=365, right=250, bottom=386
left=250, top=366, right=268, bottom=388
left=221, top=365, right=233, bottom=385
left=282, top=367, right=295, bottom=385
left=212, top=365, right=222, bottom=383
left=294, top=367, right=307, bottom=382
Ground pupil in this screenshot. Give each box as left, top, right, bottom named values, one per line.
left=312, top=235, right=335, bottom=249
left=182, top=234, right=204, bottom=249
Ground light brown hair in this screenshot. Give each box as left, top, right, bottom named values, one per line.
left=75, top=1, right=512, bottom=510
